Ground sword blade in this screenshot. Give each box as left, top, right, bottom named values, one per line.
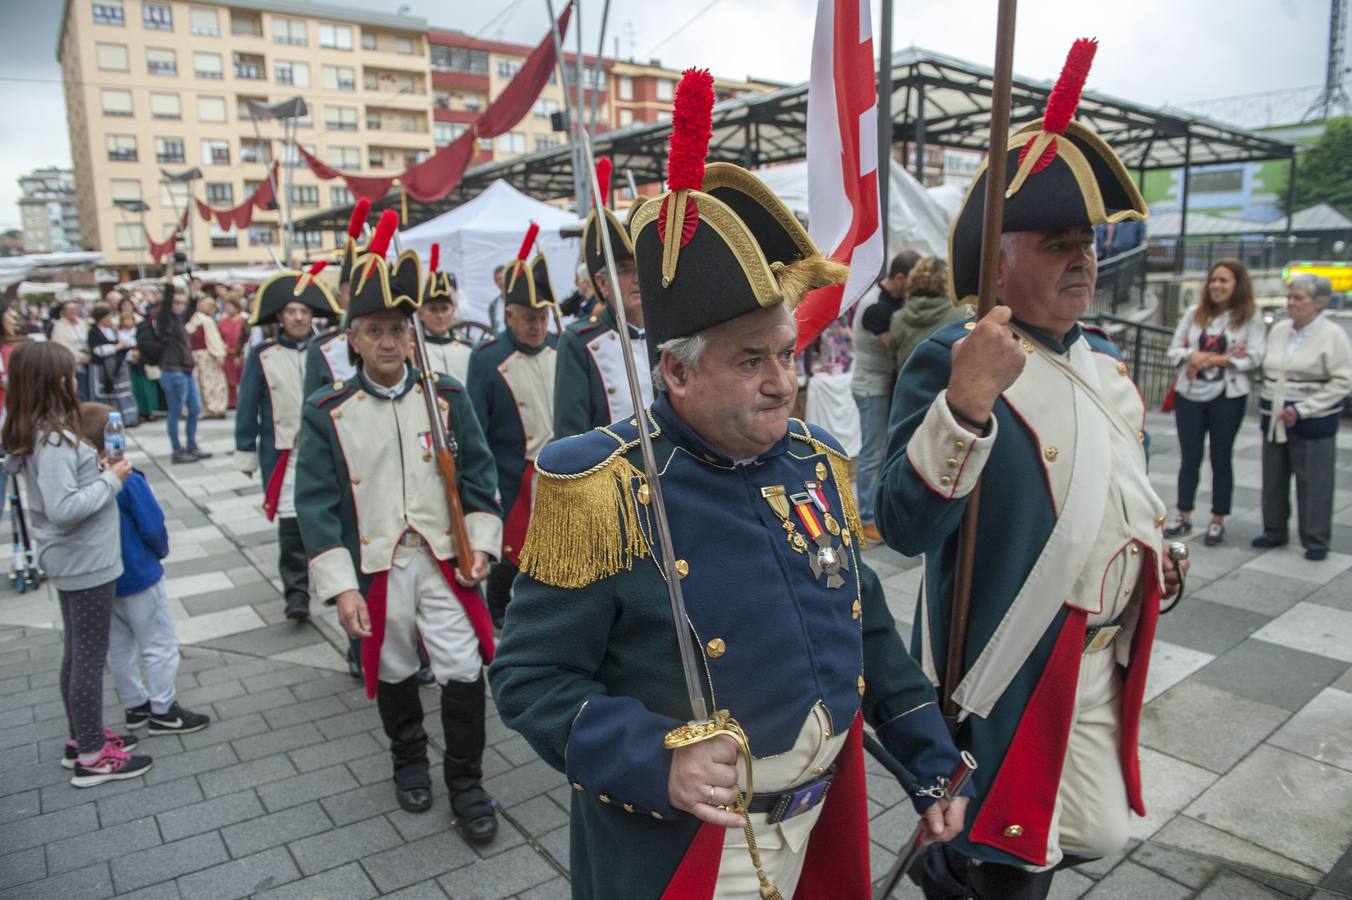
left=579, top=132, right=708, bottom=723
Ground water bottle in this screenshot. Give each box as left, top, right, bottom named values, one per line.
left=104, top=411, right=126, bottom=462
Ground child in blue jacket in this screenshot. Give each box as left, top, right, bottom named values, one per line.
left=82, top=404, right=210, bottom=736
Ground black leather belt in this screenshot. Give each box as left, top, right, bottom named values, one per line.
left=745, top=765, right=835, bottom=824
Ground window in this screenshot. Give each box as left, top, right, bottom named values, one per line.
left=296, top=230, right=322, bottom=249
left=190, top=8, right=219, bottom=36
left=431, top=46, right=487, bottom=74
left=272, top=17, right=306, bottom=46
left=1187, top=168, right=1244, bottom=194
left=160, top=181, right=190, bottom=208
left=532, top=98, right=559, bottom=119
left=201, top=139, right=230, bottom=165
left=142, top=2, right=172, bottom=30
left=95, top=42, right=129, bottom=71
left=325, top=105, right=357, bottom=130
left=433, top=91, right=450, bottom=110
left=101, top=89, right=133, bottom=116
left=497, top=59, right=521, bottom=80
left=618, top=108, right=634, bottom=126
left=205, top=182, right=234, bottom=205
left=110, top=179, right=141, bottom=201
left=149, top=92, right=180, bottom=119
left=618, top=76, right=633, bottom=101
left=535, top=135, right=561, bottom=151
left=330, top=185, right=353, bottom=206
left=361, top=31, right=377, bottom=51
left=115, top=223, right=145, bottom=250
left=197, top=95, right=227, bottom=122
left=433, top=122, right=453, bottom=145
left=478, top=136, right=493, bottom=151
left=146, top=47, right=176, bottom=76
left=275, top=60, right=309, bottom=87
left=462, top=94, right=482, bottom=112
left=656, top=79, right=674, bottom=102
left=92, top=1, right=124, bottom=26
left=248, top=225, right=276, bottom=246
left=234, top=52, right=264, bottom=79
left=368, top=148, right=385, bottom=168
left=403, top=151, right=426, bottom=168
left=321, top=65, right=356, bottom=91
left=318, top=24, right=352, bottom=50
left=496, top=132, right=526, bottom=154
left=208, top=221, right=236, bottom=248
left=290, top=185, right=319, bottom=208
left=329, top=146, right=360, bottom=170
left=194, top=51, right=223, bottom=79
left=231, top=11, right=262, bottom=37
left=106, top=134, right=137, bottom=161
left=281, top=143, right=315, bottom=167
left=240, top=138, right=267, bottom=163
left=394, top=36, right=413, bottom=54
left=155, top=136, right=185, bottom=164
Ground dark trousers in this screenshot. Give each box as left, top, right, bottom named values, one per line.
left=58, top=581, right=117, bottom=754
left=1173, top=393, right=1247, bottom=515
left=486, top=560, right=518, bottom=626
left=277, top=516, right=310, bottom=609
left=1261, top=434, right=1337, bottom=552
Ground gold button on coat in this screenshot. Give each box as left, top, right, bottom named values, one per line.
left=940, top=475, right=953, bottom=486
left=1117, top=362, right=1129, bottom=376
left=599, top=794, right=610, bottom=804
left=572, top=782, right=583, bottom=791
left=1004, top=824, right=1024, bottom=838
left=815, top=462, right=829, bottom=481
left=1021, top=339, right=1035, bottom=353
left=637, top=483, right=651, bottom=505
left=361, top=536, right=370, bottom=545
left=675, top=560, right=689, bottom=579
left=350, top=475, right=361, bottom=485
left=946, top=457, right=958, bottom=468
left=963, top=321, right=976, bottom=331
left=954, top=439, right=965, bottom=450
left=851, top=600, right=862, bottom=620
left=1154, top=515, right=1166, bottom=528
left=1044, top=446, right=1059, bottom=462
left=706, top=638, right=726, bottom=658
left=1129, top=545, right=1140, bottom=557
left=857, top=675, right=866, bottom=695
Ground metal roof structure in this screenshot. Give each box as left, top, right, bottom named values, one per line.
left=296, top=46, right=1295, bottom=234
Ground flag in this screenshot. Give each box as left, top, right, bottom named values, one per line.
left=794, top=0, right=883, bottom=353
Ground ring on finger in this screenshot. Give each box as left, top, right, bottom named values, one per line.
left=708, top=785, right=717, bottom=806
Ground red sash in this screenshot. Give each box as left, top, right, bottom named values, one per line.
left=501, top=462, right=535, bottom=566
left=262, top=448, right=290, bottom=522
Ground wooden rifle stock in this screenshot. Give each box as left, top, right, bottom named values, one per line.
left=435, top=444, right=475, bottom=582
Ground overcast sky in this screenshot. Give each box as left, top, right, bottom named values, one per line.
left=0, top=0, right=1336, bottom=231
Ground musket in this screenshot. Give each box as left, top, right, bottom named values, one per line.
left=389, top=226, right=476, bottom=582
left=942, top=0, right=1018, bottom=723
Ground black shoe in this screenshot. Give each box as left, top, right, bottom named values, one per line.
left=148, top=702, right=211, bottom=736
left=1162, top=516, right=1192, bottom=538
left=187, top=446, right=213, bottom=459
left=1251, top=535, right=1288, bottom=548
left=70, top=744, right=152, bottom=788
left=62, top=729, right=139, bottom=769
left=396, top=784, right=433, bottom=813
left=1306, top=547, right=1329, bottom=561
left=125, top=701, right=152, bottom=731
left=450, top=784, right=498, bottom=845
left=415, top=665, right=435, bottom=686
left=171, top=449, right=196, bottom=464
left=284, top=597, right=310, bottom=622
left=1203, top=522, right=1225, bottom=546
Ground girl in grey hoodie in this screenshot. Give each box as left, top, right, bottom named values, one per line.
left=2, top=342, right=152, bottom=787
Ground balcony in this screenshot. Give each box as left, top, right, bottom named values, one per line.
left=107, top=148, right=137, bottom=162
left=231, top=13, right=262, bottom=38
left=156, top=149, right=185, bottom=164
left=234, top=54, right=265, bottom=80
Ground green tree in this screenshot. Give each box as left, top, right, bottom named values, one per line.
left=1279, top=117, right=1352, bottom=216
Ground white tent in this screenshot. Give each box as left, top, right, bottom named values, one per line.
left=749, top=159, right=951, bottom=261
left=398, top=180, right=583, bottom=327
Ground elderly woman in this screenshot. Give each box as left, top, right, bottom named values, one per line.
left=1254, top=274, right=1352, bottom=560
left=49, top=301, right=92, bottom=400
left=87, top=303, right=140, bottom=427
left=186, top=296, right=229, bottom=418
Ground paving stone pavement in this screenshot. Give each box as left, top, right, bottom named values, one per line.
left=0, top=412, right=1349, bottom=898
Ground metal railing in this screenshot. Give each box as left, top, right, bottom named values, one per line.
left=1090, top=244, right=1148, bottom=317
left=1086, top=313, right=1176, bottom=410
left=1148, top=237, right=1323, bottom=274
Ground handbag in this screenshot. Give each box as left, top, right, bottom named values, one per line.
left=1161, top=373, right=1178, bottom=412
left=144, top=365, right=161, bottom=381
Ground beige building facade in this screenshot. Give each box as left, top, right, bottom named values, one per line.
left=58, top=0, right=433, bottom=274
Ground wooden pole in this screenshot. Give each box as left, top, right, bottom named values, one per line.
left=942, top=0, right=1018, bottom=721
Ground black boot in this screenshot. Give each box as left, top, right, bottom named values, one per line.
left=912, top=843, right=968, bottom=900
left=485, top=561, right=518, bottom=629
left=278, top=517, right=311, bottom=621
left=966, top=860, right=1054, bottom=900
left=440, top=674, right=497, bottom=845
left=375, top=676, right=432, bottom=813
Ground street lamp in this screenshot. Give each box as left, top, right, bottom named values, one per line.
left=245, top=96, right=308, bottom=263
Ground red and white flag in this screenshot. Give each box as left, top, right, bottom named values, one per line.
left=794, top=0, right=883, bottom=353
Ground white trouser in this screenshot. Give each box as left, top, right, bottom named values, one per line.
left=714, top=704, right=848, bottom=899
left=1038, top=644, right=1130, bottom=870
left=106, top=579, right=181, bottom=714
left=378, top=543, right=482, bottom=686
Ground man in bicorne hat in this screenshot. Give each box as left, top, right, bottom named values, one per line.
left=235, top=264, right=341, bottom=623
left=874, top=40, right=1187, bottom=899
left=466, top=229, right=558, bottom=626
left=294, top=218, right=504, bottom=846
left=418, top=242, right=474, bottom=384
left=490, top=68, right=964, bottom=900
left=552, top=170, right=653, bottom=439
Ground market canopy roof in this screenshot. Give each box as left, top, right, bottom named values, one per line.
left=297, top=46, right=1293, bottom=233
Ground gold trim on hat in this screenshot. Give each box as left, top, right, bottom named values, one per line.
left=250, top=270, right=341, bottom=326
left=702, top=162, right=817, bottom=260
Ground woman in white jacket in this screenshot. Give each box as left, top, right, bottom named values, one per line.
left=1164, top=259, right=1266, bottom=546
left=1254, top=274, right=1352, bottom=560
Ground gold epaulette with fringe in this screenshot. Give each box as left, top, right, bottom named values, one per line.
left=519, top=440, right=651, bottom=589
left=789, top=420, right=864, bottom=543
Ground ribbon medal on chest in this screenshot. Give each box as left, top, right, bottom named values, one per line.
left=761, top=485, right=809, bottom=554
left=790, top=484, right=850, bottom=589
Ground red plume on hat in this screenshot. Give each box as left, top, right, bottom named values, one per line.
left=1006, top=38, right=1097, bottom=199
left=346, top=197, right=371, bottom=241
left=507, top=222, right=539, bottom=293
left=294, top=259, right=328, bottom=296
left=595, top=157, right=612, bottom=208
left=429, top=242, right=440, bottom=274
left=656, top=68, right=714, bottom=287
left=356, top=209, right=399, bottom=293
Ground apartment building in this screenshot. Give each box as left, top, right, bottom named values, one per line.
left=58, top=0, right=432, bottom=274
left=18, top=167, right=83, bottom=253
left=428, top=28, right=611, bottom=165
left=609, top=61, right=781, bottom=130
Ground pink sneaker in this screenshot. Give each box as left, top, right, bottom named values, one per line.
left=70, top=741, right=152, bottom=788
left=62, top=728, right=139, bottom=769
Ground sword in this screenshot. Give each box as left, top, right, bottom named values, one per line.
left=877, top=751, right=977, bottom=898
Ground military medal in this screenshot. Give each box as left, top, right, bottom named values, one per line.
left=790, top=490, right=850, bottom=588
left=761, top=486, right=807, bottom=553
left=804, top=481, right=840, bottom=535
